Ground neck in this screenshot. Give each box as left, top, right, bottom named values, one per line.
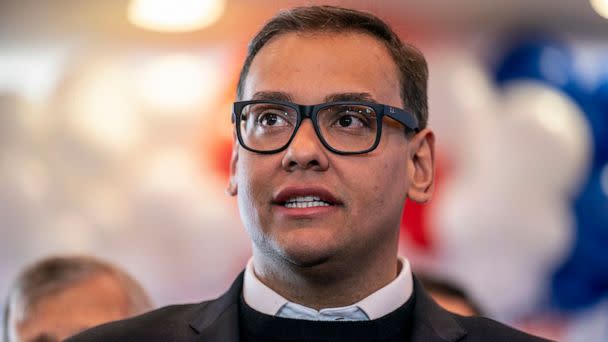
left=251, top=244, right=400, bottom=310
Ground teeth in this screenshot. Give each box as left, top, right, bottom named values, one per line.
left=284, top=195, right=331, bottom=208
left=285, top=201, right=330, bottom=208
left=286, top=196, right=321, bottom=203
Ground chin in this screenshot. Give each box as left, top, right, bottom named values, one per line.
left=272, top=230, right=341, bottom=268
left=279, top=248, right=332, bottom=268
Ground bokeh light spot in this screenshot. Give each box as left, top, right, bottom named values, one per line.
left=128, top=0, right=226, bottom=32
left=590, top=0, right=608, bottom=19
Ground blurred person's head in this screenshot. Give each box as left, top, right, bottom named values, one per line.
left=419, top=274, right=483, bottom=316
left=3, top=255, right=153, bottom=342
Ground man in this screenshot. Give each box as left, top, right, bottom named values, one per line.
left=68, top=5, right=550, bottom=341
left=3, top=255, right=152, bottom=342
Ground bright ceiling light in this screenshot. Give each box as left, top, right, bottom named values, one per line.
left=128, top=0, right=226, bottom=32
left=590, top=0, right=608, bottom=19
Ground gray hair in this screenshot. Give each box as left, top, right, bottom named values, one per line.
left=3, top=255, right=153, bottom=341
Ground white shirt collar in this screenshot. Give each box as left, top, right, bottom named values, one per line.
left=243, top=256, right=413, bottom=320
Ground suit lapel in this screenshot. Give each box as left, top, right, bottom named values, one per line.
left=410, top=275, right=468, bottom=342
left=188, top=272, right=244, bottom=342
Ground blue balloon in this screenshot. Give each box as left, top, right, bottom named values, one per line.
left=552, top=165, right=608, bottom=310
left=495, top=37, right=576, bottom=89
left=589, top=81, right=608, bottom=163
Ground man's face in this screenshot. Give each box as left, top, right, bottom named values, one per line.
left=231, top=32, right=422, bottom=267
left=13, top=274, right=129, bottom=342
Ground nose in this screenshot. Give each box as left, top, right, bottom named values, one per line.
left=281, top=119, right=329, bottom=172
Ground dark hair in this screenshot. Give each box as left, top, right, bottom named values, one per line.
left=236, top=5, right=429, bottom=130
left=3, top=255, right=153, bottom=341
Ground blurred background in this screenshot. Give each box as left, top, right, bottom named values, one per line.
left=0, top=0, right=607, bottom=340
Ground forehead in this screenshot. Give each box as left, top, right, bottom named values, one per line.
left=243, top=31, right=401, bottom=106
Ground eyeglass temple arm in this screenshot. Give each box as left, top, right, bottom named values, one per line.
left=384, top=105, right=419, bottom=131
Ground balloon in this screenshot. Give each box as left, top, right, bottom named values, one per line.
left=588, top=81, right=608, bottom=163
left=563, top=299, right=608, bottom=342
left=495, top=37, right=575, bottom=90
left=433, top=74, right=590, bottom=319
left=493, top=37, right=608, bottom=322
left=571, top=48, right=608, bottom=163
left=434, top=174, right=574, bottom=319
left=499, top=81, right=592, bottom=196
left=496, top=37, right=608, bottom=164
left=553, top=164, right=608, bottom=310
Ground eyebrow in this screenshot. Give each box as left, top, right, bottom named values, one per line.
left=324, top=92, right=377, bottom=103
left=250, top=91, right=378, bottom=104
left=251, top=91, right=293, bottom=102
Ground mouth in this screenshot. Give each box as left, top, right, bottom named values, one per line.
left=272, top=187, right=342, bottom=209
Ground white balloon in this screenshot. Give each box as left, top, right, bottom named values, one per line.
left=435, top=181, right=574, bottom=319
left=499, top=81, right=592, bottom=196
left=432, top=79, right=587, bottom=320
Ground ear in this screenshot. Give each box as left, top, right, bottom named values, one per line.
left=406, top=129, right=435, bottom=203
left=227, top=131, right=239, bottom=196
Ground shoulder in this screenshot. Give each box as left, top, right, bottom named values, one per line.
left=454, top=315, right=553, bottom=342
left=66, top=302, right=209, bottom=341
left=410, top=274, right=552, bottom=342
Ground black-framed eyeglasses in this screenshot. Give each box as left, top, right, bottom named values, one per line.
left=232, top=100, right=419, bottom=155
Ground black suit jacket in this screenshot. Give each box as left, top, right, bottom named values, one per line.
left=67, top=272, right=552, bottom=342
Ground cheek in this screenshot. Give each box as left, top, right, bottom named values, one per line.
left=236, top=154, right=268, bottom=201
left=235, top=154, right=277, bottom=229
left=346, top=156, right=409, bottom=216
left=236, top=161, right=261, bottom=220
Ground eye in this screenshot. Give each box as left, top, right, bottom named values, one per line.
left=259, top=112, right=288, bottom=127
left=333, top=107, right=372, bottom=128
left=337, top=114, right=363, bottom=128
